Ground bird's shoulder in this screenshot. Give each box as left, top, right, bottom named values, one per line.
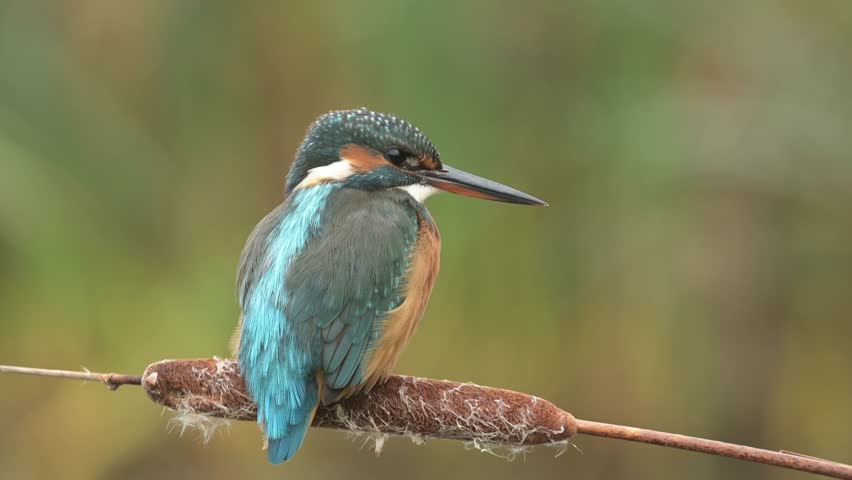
left=284, top=186, right=421, bottom=309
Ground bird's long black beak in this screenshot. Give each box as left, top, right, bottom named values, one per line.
left=419, top=165, right=548, bottom=206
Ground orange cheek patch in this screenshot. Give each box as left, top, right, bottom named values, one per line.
left=340, top=144, right=390, bottom=172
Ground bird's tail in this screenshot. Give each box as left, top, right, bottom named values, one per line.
left=265, top=374, right=322, bottom=464
left=267, top=418, right=311, bottom=464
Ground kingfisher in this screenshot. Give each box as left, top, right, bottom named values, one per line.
left=232, top=107, right=546, bottom=463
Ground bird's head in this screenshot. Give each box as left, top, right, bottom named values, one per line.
left=286, top=107, right=546, bottom=206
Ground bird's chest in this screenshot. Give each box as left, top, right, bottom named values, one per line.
left=361, top=218, right=441, bottom=390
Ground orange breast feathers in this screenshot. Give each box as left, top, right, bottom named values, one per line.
left=362, top=217, right=441, bottom=390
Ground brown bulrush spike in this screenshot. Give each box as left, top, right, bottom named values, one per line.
left=142, top=358, right=576, bottom=447
left=2, top=361, right=851, bottom=479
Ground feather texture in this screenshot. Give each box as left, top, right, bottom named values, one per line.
left=235, top=185, right=427, bottom=461
left=284, top=188, right=420, bottom=402
left=237, top=185, right=332, bottom=462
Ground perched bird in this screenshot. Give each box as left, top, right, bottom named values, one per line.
left=233, top=107, right=546, bottom=463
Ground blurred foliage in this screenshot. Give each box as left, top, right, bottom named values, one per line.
left=1, top=1, right=851, bottom=479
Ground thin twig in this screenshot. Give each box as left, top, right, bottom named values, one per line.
left=575, top=420, right=852, bottom=479
left=2, top=361, right=850, bottom=479
left=0, top=365, right=141, bottom=390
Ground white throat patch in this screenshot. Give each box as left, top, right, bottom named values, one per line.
left=296, top=160, right=355, bottom=190
left=399, top=184, right=440, bottom=203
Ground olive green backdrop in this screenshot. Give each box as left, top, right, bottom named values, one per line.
left=1, top=1, right=850, bottom=479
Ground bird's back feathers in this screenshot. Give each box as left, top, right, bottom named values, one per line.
left=236, top=185, right=428, bottom=461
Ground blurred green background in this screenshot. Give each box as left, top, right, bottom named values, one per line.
left=1, top=1, right=851, bottom=479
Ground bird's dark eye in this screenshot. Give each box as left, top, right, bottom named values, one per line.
left=385, top=148, right=405, bottom=165
left=385, top=147, right=423, bottom=170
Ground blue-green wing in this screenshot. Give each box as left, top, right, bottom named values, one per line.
left=284, top=189, right=419, bottom=403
